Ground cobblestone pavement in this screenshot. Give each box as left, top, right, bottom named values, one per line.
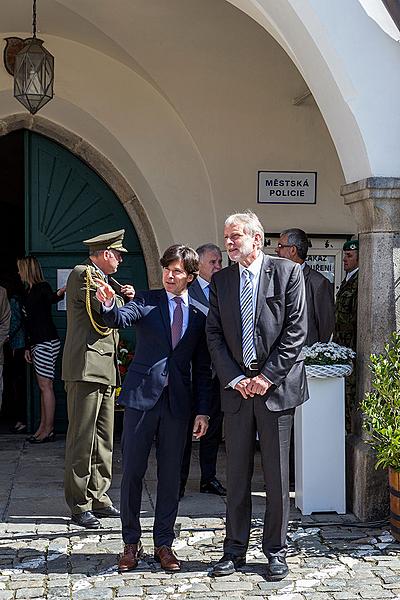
left=0, top=435, right=399, bottom=599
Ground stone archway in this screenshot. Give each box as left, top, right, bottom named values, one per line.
left=0, top=113, right=161, bottom=288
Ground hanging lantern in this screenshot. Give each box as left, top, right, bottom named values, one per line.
left=13, top=0, right=54, bottom=115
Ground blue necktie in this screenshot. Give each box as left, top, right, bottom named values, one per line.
left=240, top=269, right=256, bottom=367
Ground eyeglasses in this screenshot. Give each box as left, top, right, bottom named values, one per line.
left=276, top=243, right=294, bottom=249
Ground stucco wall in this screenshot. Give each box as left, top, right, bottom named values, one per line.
left=0, top=0, right=355, bottom=252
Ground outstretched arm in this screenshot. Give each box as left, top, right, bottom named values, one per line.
left=95, top=278, right=143, bottom=329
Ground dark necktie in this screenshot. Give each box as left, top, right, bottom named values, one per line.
left=171, top=296, right=183, bottom=348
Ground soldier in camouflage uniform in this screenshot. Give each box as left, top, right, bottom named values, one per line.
left=333, top=239, right=359, bottom=432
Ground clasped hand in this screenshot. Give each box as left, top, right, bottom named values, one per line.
left=234, top=375, right=271, bottom=399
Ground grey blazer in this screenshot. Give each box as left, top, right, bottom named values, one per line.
left=206, top=254, right=309, bottom=413
left=303, top=264, right=334, bottom=346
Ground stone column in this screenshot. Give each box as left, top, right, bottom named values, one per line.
left=341, top=177, right=400, bottom=521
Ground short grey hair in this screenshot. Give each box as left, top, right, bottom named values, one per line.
left=196, top=243, right=222, bottom=259
left=280, top=228, right=310, bottom=260
left=225, top=211, right=264, bottom=247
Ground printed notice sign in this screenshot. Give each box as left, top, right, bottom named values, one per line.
left=258, top=171, right=317, bottom=204
left=57, top=268, right=72, bottom=311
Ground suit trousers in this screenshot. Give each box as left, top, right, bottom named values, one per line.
left=223, top=394, right=294, bottom=558
left=181, top=376, right=223, bottom=486
left=121, top=389, right=188, bottom=546
left=64, top=381, right=115, bottom=514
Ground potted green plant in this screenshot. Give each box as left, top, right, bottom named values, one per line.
left=360, top=332, right=400, bottom=542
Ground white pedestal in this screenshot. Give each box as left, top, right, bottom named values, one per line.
left=295, top=376, right=346, bottom=515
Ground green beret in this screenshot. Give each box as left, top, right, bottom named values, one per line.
left=343, top=239, right=359, bottom=252
left=83, top=229, right=128, bottom=254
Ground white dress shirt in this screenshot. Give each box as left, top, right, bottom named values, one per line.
left=345, top=267, right=359, bottom=282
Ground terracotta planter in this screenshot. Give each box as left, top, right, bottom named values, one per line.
left=389, top=467, right=400, bottom=542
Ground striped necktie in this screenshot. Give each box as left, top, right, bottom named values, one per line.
left=240, top=269, right=256, bottom=367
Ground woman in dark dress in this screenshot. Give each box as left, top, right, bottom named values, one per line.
left=17, top=257, right=65, bottom=443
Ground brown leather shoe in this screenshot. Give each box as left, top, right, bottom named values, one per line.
left=154, top=545, right=181, bottom=571
left=118, top=541, right=143, bottom=572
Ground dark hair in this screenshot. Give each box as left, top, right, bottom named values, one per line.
left=280, top=228, right=310, bottom=261
left=196, top=243, right=222, bottom=259
left=160, top=244, right=199, bottom=281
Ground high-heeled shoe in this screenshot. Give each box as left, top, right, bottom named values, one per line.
left=29, top=431, right=56, bottom=444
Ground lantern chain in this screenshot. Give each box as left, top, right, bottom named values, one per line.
left=32, top=0, right=37, bottom=38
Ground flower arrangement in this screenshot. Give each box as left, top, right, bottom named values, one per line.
left=303, top=342, right=355, bottom=366
left=303, top=342, right=355, bottom=378
left=115, top=337, right=134, bottom=399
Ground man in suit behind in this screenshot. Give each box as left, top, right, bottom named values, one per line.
left=207, top=212, right=308, bottom=581
left=276, top=228, right=334, bottom=346
left=62, top=230, right=134, bottom=529
left=96, top=245, right=211, bottom=573
left=180, top=243, right=226, bottom=498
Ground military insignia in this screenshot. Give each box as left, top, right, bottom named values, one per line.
left=3, top=37, right=26, bottom=76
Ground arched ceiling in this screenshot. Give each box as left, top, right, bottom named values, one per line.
left=1, top=0, right=398, bottom=183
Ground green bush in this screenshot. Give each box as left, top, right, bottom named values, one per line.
left=361, top=332, right=400, bottom=471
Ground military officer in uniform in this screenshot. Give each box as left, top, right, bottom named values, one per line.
left=63, top=229, right=134, bottom=528
left=333, top=239, right=359, bottom=432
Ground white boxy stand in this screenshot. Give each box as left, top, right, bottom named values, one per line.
left=294, top=375, right=346, bottom=515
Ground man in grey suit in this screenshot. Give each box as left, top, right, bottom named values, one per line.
left=180, top=243, right=226, bottom=497
left=276, top=228, right=334, bottom=345
left=207, top=212, right=308, bottom=581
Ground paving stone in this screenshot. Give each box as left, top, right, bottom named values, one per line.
left=210, top=580, right=254, bottom=591
left=116, top=588, right=144, bottom=596
left=15, top=589, right=45, bottom=599
left=72, top=589, right=113, bottom=599
left=359, top=590, right=395, bottom=598
left=332, top=593, right=362, bottom=600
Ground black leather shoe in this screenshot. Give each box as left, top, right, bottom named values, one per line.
left=210, top=553, right=246, bottom=577
left=200, top=477, right=226, bottom=496
left=265, top=556, right=289, bottom=581
left=71, top=511, right=101, bottom=529
left=93, top=506, right=120, bottom=518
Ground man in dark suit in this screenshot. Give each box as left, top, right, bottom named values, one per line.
left=180, top=243, right=226, bottom=498
left=207, top=212, right=308, bottom=581
left=276, top=228, right=334, bottom=345
left=96, top=245, right=211, bottom=573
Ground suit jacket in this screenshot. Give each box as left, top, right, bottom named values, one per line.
left=101, top=289, right=211, bottom=420
left=62, top=259, right=122, bottom=386
left=206, top=254, right=308, bottom=413
left=303, top=264, right=334, bottom=346
left=0, top=286, right=10, bottom=365
left=188, top=279, right=209, bottom=314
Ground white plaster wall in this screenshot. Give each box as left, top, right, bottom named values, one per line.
left=0, top=0, right=358, bottom=253
left=227, top=0, right=400, bottom=182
